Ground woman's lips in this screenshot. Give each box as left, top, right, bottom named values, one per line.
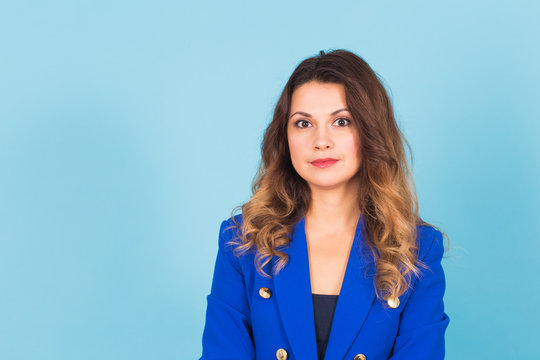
left=311, top=159, right=338, bottom=168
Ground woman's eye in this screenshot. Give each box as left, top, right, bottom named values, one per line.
left=294, top=120, right=312, bottom=128
left=334, top=118, right=351, bottom=127
left=293, top=118, right=350, bottom=128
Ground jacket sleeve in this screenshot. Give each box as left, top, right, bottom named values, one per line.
left=389, top=228, right=450, bottom=360
left=200, top=219, right=255, bottom=360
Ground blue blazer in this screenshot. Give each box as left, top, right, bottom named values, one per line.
left=200, top=214, right=449, bottom=360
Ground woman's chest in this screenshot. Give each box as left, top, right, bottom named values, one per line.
left=306, top=233, right=355, bottom=295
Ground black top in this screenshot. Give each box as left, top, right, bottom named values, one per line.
left=312, top=293, right=339, bottom=360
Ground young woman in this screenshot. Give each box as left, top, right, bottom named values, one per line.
left=200, top=49, right=450, bottom=360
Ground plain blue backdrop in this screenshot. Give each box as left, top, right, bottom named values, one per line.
left=1, top=1, right=538, bottom=359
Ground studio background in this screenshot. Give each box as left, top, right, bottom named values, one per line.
left=1, top=1, right=538, bottom=359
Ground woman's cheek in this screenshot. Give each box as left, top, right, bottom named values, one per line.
left=288, top=138, right=309, bottom=175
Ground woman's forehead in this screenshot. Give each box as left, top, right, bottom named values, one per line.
left=290, top=82, right=347, bottom=115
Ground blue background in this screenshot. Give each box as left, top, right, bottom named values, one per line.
left=1, top=1, right=538, bottom=359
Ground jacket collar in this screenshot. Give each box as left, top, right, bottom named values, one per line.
left=272, top=214, right=377, bottom=360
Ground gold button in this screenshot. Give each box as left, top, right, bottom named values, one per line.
left=354, top=354, right=366, bottom=360
left=387, top=297, right=400, bottom=308
left=276, top=348, right=288, bottom=359
left=259, top=287, right=272, bottom=299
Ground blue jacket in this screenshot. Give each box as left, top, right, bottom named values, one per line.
left=200, top=213, right=449, bottom=360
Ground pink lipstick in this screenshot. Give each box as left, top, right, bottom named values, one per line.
left=311, top=158, right=338, bottom=168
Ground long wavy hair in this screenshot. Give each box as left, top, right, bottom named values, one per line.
left=227, top=49, right=448, bottom=303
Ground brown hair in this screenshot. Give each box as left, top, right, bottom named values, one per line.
left=227, top=49, right=448, bottom=302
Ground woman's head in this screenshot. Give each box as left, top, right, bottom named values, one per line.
left=287, top=81, right=362, bottom=194
left=260, top=49, right=406, bottom=213
left=229, top=49, right=445, bottom=303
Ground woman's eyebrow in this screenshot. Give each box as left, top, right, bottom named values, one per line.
left=289, top=108, right=349, bottom=119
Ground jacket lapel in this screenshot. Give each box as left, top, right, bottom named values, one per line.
left=323, top=214, right=377, bottom=359
left=273, top=214, right=377, bottom=360
left=272, top=216, right=318, bottom=359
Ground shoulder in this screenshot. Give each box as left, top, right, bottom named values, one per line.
left=218, top=214, right=244, bottom=242
left=416, top=224, right=444, bottom=263
left=216, top=213, right=249, bottom=260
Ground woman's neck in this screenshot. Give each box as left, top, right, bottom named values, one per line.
left=306, top=184, right=361, bottom=233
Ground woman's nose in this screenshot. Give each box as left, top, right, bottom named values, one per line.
left=315, top=141, right=331, bottom=150
left=314, top=127, right=333, bottom=150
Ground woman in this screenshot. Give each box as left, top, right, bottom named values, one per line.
left=200, top=49, right=450, bottom=360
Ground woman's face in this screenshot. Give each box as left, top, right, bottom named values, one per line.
left=287, top=81, right=361, bottom=191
